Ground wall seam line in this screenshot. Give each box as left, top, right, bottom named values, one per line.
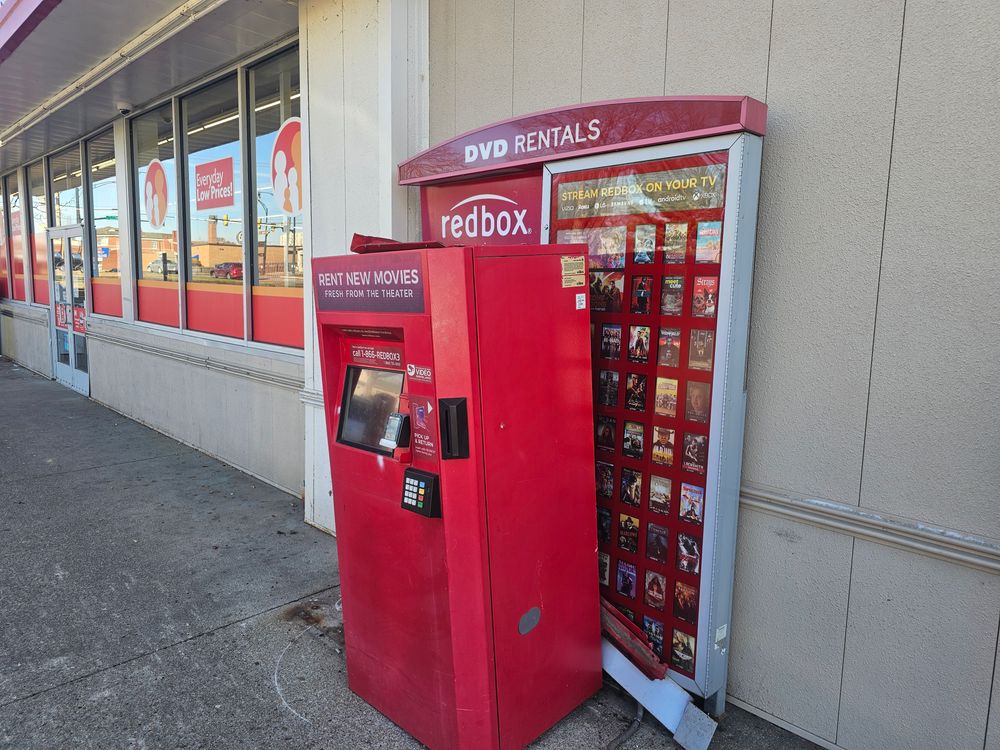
left=763, top=0, right=774, bottom=102
left=578, top=0, right=585, bottom=101
left=510, top=0, right=516, bottom=115
left=984, top=612, right=1000, bottom=749
left=833, top=537, right=856, bottom=744
left=661, top=0, right=670, bottom=94
left=857, top=0, right=907, bottom=507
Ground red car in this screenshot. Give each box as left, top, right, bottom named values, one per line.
left=210, top=262, right=243, bottom=280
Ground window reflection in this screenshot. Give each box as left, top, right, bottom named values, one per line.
left=49, top=146, right=83, bottom=227
left=132, top=105, right=178, bottom=283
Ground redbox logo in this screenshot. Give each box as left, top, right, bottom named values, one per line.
left=439, top=194, right=532, bottom=241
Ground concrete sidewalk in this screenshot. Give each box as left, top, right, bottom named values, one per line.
left=0, top=359, right=816, bottom=749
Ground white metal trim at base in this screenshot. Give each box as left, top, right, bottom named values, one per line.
left=601, top=638, right=691, bottom=733
left=724, top=695, right=840, bottom=750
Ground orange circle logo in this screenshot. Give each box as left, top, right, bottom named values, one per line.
left=270, top=117, right=302, bottom=217
left=143, top=159, right=168, bottom=228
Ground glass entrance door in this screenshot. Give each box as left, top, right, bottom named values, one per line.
left=50, top=229, right=89, bottom=394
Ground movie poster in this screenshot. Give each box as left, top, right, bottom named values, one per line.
left=643, top=616, right=665, bottom=657
left=616, top=604, right=636, bottom=622
left=596, top=415, right=616, bottom=451
left=646, top=522, right=670, bottom=564
left=625, top=373, right=647, bottom=411
left=651, top=426, right=674, bottom=466
left=622, top=421, right=645, bottom=459
left=597, top=506, right=612, bottom=544
left=633, top=224, right=655, bottom=263
left=657, top=327, right=681, bottom=368
left=630, top=275, right=653, bottom=314
left=679, top=483, right=705, bottom=525
left=685, top=381, right=711, bottom=424
left=673, top=581, right=698, bottom=624
left=556, top=226, right=626, bottom=269
left=598, top=551, right=610, bottom=586
left=598, top=369, right=619, bottom=407
left=671, top=629, right=696, bottom=672
left=590, top=271, right=625, bottom=312
left=654, top=377, right=678, bottom=418
left=691, top=276, right=718, bottom=318
left=649, top=475, right=671, bottom=515
left=627, top=325, right=651, bottom=363
left=644, top=570, right=667, bottom=611
left=659, top=276, right=684, bottom=316
left=695, top=221, right=722, bottom=263
left=662, top=222, right=688, bottom=263
left=618, top=513, right=640, bottom=553
left=677, top=533, right=701, bottom=574
left=620, top=468, right=642, bottom=508
left=616, top=559, right=637, bottom=599
left=596, top=461, right=615, bottom=498
left=688, top=329, right=715, bottom=371
left=681, top=433, right=707, bottom=473
left=600, top=324, right=622, bottom=359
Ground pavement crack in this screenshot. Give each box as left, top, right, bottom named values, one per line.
left=0, top=584, right=340, bottom=710
left=3, top=450, right=192, bottom=483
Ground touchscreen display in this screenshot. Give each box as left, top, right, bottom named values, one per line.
left=339, top=366, right=405, bottom=453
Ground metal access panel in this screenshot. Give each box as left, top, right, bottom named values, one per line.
left=541, top=132, right=764, bottom=707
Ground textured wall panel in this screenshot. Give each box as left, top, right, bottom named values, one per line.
left=838, top=541, right=1000, bottom=749
left=728, top=508, right=851, bottom=741
left=512, top=0, right=583, bottom=116
left=453, top=0, right=514, bottom=133
left=859, top=0, right=1000, bottom=539
left=581, top=0, right=667, bottom=101
left=428, top=0, right=457, bottom=144
left=742, top=0, right=904, bottom=503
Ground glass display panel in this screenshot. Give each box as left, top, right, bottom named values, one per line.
left=28, top=161, right=48, bottom=304
left=6, top=174, right=25, bottom=301
left=338, top=366, right=405, bottom=454
left=49, top=146, right=83, bottom=226
left=0, top=177, right=7, bottom=298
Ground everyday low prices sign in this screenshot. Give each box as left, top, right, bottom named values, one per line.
left=194, top=156, right=235, bottom=211
left=314, top=252, right=425, bottom=313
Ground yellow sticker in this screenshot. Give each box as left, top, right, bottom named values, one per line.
left=560, top=255, right=586, bottom=276
left=562, top=273, right=586, bottom=288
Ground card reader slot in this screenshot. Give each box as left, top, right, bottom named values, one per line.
left=439, top=398, right=470, bottom=459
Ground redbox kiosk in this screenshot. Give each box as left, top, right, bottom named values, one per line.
left=313, top=244, right=602, bottom=749
left=399, top=97, right=766, bottom=717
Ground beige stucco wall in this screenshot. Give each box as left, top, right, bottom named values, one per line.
left=427, top=0, right=1000, bottom=747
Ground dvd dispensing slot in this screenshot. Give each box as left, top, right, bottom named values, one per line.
left=439, top=398, right=470, bottom=459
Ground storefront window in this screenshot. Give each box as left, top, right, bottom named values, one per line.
left=248, top=48, right=303, bottom=348
left=5, top=173, right=25, bottom=301
left=88, top=129, right=122, bottom=317
left=49, top=146, right=83, bottom=226
left=0, top=179, right=8, bottom=298
left=132, top=104, right=179, bottom=326
left=28, top=161, right=48, bottom=304
left=182, top=75, right=244, bottom=338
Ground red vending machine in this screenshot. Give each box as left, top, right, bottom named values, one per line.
left=313, top=244, right=602, bottom=749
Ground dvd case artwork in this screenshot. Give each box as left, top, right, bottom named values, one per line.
left=600, top=324, right=622, bottom=360
left=643, top=616, right=665, bottom=657
left=662, top=222, right=688, bottom=263
left=681, top=432, right=707, bottom=473
left=598, top=551, right=610, bottom=587
left=644, top=570, right=667, bottom=611
left=659, top=276, right=684, bottom=316
left=691, top=276, right=719, bottom=318
left=646, top=522, right=670, bottom=564
left=590, top=271, right=625, bottom=312
left=620, top=468, right=642, bottom=508
left=618, top=513, right=640, bottom=553
left=695, top=221, right=722, bottom=263
left=677, top=533, right=701, bottom=574
left=688, top=329, right=715, bottom=371
left=598, top=369, right=620, bottom=407
left=657, top=327, right=681, bottom=368
left=679, top=482, right=705, bottom=525
left=654, top=377, right=678, bottom=418
left=597, top=506, right=612, bottom=544
left=649, top=475, right=671, bottom=515
left=557, top=226, right=626, bottom=269
left=634, top=224, right=656, bottom=264
left=596, top=461, right=615, bottom=498
left=596, top=415, right=616, bottom=451
left=616, top=559, right=638, bottom=599
left=671, top=629, right=696, bottom=672
left=623, top=421, right=645, bottom=459
left=616, top=604, right=636, bottom=622
left=625, top=373, right=648, bottom=411
left=651, top=426, right=674, bottom=466
left=627, top=325, right=651, bottom=364
left=630, top=275, right=653, bottom=314
left=673, top=580, right=699, bottom=624
left=685, top=381, right=711, bottom=424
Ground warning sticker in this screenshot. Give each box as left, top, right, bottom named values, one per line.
left=561, top=255, right=586, bottom=275
left=562, top=273, right=586, bottom=288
